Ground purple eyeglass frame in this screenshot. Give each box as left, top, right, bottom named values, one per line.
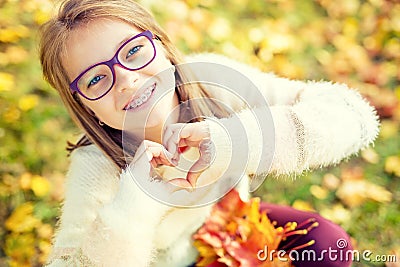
left=69, top=30, right=157, bottom=101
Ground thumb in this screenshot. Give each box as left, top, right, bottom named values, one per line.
left=187, top=139, right=215, bottom=187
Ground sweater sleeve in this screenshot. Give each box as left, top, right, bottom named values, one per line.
left=45, top=146, right=168, bottom=266
left=198, top=55, right=380, bottom=188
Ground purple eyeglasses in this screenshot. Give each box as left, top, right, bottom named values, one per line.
left=69, top=30, right=157, bottom=101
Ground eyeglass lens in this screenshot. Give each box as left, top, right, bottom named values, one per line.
left=77, top=34, right=154, bottom=100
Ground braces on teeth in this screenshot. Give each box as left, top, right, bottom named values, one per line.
left=126, top=84, right=155, bottom=110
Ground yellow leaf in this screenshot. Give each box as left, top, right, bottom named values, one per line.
left=379, top=120, right=399, bottom=139
left=248, top=27, right=264, bottom=43
left=396, top=86, right=400, bottom=100
left=343, top=17, right=359, bottom=38
left=208, top=17, right=232, bottom=41
left=31, top=175, right=51, bottom=197
left=181, top=25, right=202, bottom=50
left=0, top=26, right=29, bottom=43
left=320, top=204, right=351, bottom=224
left=385, top=156, right=400, bottom=177
left=248, top=197, right=261, bottom=224
left=336, top=180, right=392, bottom=207
left=167, top=0, right=189, bottom=20
left=18, top=95, right=39, bottom=111
left=5, top=202, right=40, bottom=233
left=292, top=200, right=315, bottom=212
left=310, top=185, right=329, bottom=200
left=264, top=33, right=294, bottom=54
left=0, top=72, right=15, bottom=91
left=258, top=46, right=273, bottom=62
left=336, top=180, right=366, bottom=207
left=0, top=52, right=9, bottom=66
left=19, top=173, right=32, bottom=190
left=322, top=173, right=341, bottom=190
left=38, top=240, right=52, bottom=264
left=361, top=147, right=380, bottom=164
left=193, top=240, right=217, bottom=266
left=35, top=9, right=52, bottom=25
left=6, top=46, right=28, bottom=64
left=37, top=224, right=53, bottom=239
left=3, top=106, right=21, bottom=123
left=5, top=233, right=35, bottom=266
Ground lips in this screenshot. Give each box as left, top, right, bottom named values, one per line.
left=123, top=83, right=156, bottom=110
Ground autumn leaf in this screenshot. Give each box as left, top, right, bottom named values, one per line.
left=5, top=232, right=36, bottom=267
left=292, top=200, right=315, bottom=212
left=5, top=202, right=40, bottom=233
left=0, top=72, right=15, bottom=91
left=385, top=156, right=400, bottom=177
left=361, top=147, right=380, bottom=164
left=336, top=180, right=393, bottom=208
left=18, top=95, right=39, bottom=111
left=31, top=175, right=51, bottom=197
left=193, top=190, right=318, bottom=267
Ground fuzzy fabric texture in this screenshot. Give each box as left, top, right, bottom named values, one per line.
left=45, top=53, right=380, bottom=267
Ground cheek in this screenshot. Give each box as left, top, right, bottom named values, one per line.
left=149, top=44, right=174, bottom=72
left=82, top=100, right=123, bottom=127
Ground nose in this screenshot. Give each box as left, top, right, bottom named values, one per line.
left=113, top=64, right=140, bottom=93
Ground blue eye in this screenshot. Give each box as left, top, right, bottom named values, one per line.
left=88, top=75, right=105, bottom=88
left=126, top=45, right=143, bottom=59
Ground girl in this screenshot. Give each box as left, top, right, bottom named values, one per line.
left=39, top=0, right=379, bottom=266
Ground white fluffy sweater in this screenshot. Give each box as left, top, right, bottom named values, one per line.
left=45, top=54, right=379, bottom=266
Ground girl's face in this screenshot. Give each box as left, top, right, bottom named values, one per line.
left=63, top=18, right=179, bottom=137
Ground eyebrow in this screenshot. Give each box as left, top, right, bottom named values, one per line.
left=117, top=35, right=132, bottom=48
left=72, top=32, right=142, bottom=80
left=116, top=31, right=142, bottom=49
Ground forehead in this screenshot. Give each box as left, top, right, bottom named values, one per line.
left=63, top=18, right=142, bottom=80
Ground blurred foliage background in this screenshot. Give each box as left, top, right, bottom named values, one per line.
left=0, top=0, right=399, bottom=266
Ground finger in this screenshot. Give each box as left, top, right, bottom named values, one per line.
left=135, top=140, right=166, bottom=161
left=162, top=126, right=173, bottom=149
left=178, top=125, right=201, bottom=147
left=147, top=146, right=163, bottom=157
left=178, top=124, right=192, bottom=139
left=168, top=134, right=181, bottom=161
left=187, top=159, right=209, bottom=187
left=187, top=139, right=215, bottom=186
left=178, top=138, right=188, bottom=148
left=148, top=146, right=176, bottom=166
left=165, top=129, right=180, bottom=157
left=181, top=122, right=209, bottom=142
left=163, top=124, right=182, bottom=152
left=168, top=178, right=193, bottom=192
left=150, top=158, right=158, bottom=168
left=152, top=157, right=161, bottom=166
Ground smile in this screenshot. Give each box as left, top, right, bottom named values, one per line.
left=123, top=83, right=156, bottom=111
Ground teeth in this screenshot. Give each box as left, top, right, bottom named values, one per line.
left=140, top=94, right=148, bottom=102
left=135, top=98, right=143, bottom=106
left=126, top=84, right=156, bottom=110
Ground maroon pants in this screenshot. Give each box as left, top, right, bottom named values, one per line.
left=260, top=203, right=353, bottom=267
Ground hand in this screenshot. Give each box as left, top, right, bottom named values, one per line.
left=129, top=140, right=192, bottom=193
left=134, top=139, right=176, bottom=168
left=163, top=121, right=215, bottom=188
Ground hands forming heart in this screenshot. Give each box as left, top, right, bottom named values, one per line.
left=162, top=121, right=214, bottom=191
left=134, top=121, right=214, bottom=193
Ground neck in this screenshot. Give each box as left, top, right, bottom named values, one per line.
left=145, top=108, right=180, bottom=144
left=145, top=124, right=163, bottom=143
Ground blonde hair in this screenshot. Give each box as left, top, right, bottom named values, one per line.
left=39, top=0, right=229, bottom=170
